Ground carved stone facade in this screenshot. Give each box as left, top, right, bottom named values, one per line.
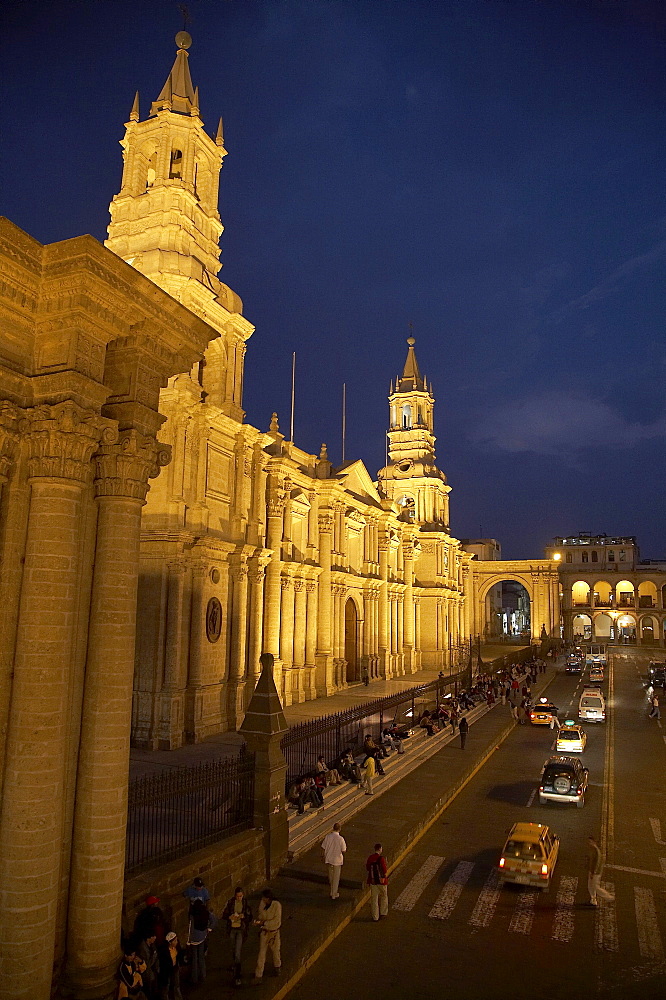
left=0, top=214, right=215, bottom=999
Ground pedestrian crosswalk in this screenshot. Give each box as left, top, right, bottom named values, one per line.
left=393, top=857, right=665, bottom=958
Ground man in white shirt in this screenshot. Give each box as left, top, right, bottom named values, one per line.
left=321, top=822, right=347, bottom=900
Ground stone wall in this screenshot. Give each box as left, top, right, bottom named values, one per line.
left=122, top=828, right=267, bottom=939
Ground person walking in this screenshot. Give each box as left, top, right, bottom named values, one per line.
left=366, top=843, right=389, bottom=921
left=459, top=715, right=469, bottom=749
left=186, top=898, right=216, bottom=985
left=361, top=753, right=376, bottom=795
left=222, top=886, right=253, bottom=987
left=321, top=822, right=347, bottom=899
left=587, top=836, right=615, bottom=907
left=649, top=693, right=661, bottom=720
left=252, top=889, right=282, bottom=984
left=362, top=666, right=370, bottom=686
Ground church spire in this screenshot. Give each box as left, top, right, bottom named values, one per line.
left=398, top=336, right=425, bottom=392
left=151, top=31, right=198, bottom=116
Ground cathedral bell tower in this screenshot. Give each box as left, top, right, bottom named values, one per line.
left=376, top=337, right=451, bottom=529
left=105, top=31, right=254, bottom=422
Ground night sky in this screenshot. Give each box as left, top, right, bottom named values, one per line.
left=3, top=0, right=665, bottom=559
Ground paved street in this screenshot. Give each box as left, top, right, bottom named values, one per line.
left=290, top=650, right=666, bottom=1000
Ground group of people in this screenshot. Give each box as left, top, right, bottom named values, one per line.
left=119, top=878, right=283, bottom=995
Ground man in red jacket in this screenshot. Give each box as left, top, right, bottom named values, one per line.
left=366, top=843, right=389, bottom=921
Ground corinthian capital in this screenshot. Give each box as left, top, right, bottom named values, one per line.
left=318, top=512, right=334, bottom=533
left=94, top=428, right=170, bottom=501
left=0, top=402, right=21, bottom=485
left=21, top=401, right=116, bottom=483
left=267, top=492, right=286, bottom=518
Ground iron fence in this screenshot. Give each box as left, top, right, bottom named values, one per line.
left=280, top=666, right=469, bottom=788
left=125, top=749, right=255, bottom=875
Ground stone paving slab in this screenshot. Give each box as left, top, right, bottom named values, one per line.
left=177, top=661, right=556, bottom=1000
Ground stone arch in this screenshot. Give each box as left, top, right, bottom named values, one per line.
left=616, top=580, right=634, bottom=606
left=617, top=612, right=636, bottom=643
left=592, top=580, right=612, bottom=607
left=571, top=580, right=590, bottom=607
left=593, top=612, right=612, bottom=638
left=572, top=613, right=592, bottom=639
left=477, top=575, right=533, bottom=639
left=638, top=580, right=658, bottom=609
left=640, top=615, right=655, bottom=642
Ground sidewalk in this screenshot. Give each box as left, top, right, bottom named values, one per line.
left=130, top=647, right=530, bottom=779
left=179, top=659, right=556, bottom=999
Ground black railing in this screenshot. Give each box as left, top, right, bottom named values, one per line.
left=280, top=666, right=469, bottom=788
left=125, top=750, right=255, bottom=875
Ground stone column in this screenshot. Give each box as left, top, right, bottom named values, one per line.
left=414, top=596, right=422, bottom=661
left=0, top=402, right=112, bottom=1000
left=0, top=401, right=21, bottom=791
left=64, top=428, right=165, bottom=999
left=305, top=581, right=318, bottom=699
left=185, top=562, right=207, bottom=741
left=315, top=511, right=334, bottom=695
left=403, top=540, right=414, bottom=672
left=228, top=556, right=250, bottom=728
left=160, top=559, right=187, bottom=747
left=292, top=580, right=306, bottom=703
left=263, top=488, right=285, bottom=696
left=248, top=559, right=268, bottom=686
left=239, top=653, right=289, bottom=877
left=397, top=595, right=404, bottom=674
left=279, top=576, right=294, bottom=704
left=378, top=537, right=390, bottom=678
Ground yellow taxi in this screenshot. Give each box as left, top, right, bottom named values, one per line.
left=556, top=720, right=587, bottom=753
left=589, top=665, right=604, bottom=684
left=529, top=698, right=559, bottom=725
left=498, top=822, right=560, bottom=890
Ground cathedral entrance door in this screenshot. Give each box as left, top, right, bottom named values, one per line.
left=344, top=598, right=359, bottom=682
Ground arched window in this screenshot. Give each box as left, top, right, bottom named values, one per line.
left=145, top=150, right=157, bottom=189
left=402, top=404, right=412, bottom=429
left=591, top=551, right=598, bottom=562
left=169, top=148, right=183, bottom=179
left=565, top=553, right=572, bottom=563
left=390, top=405, right=396, bottom=428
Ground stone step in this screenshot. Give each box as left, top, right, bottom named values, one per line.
left=284, top=699, right=492, bottom=865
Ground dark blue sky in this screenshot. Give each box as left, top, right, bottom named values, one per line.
left=3, top=0, right=665, bottom=558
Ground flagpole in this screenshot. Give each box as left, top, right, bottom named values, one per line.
left=290, top=351, right=296, bottom=442
left=341, top=382, right=346, bottom=463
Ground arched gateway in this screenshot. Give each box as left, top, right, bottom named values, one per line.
left=469, top=560, right=561, bottom=641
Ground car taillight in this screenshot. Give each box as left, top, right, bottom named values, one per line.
left=530, top=713, right=536, bottom=719
left=576, top=788, right=583, bottom=795
left=541, top=864, right=548, bottom=876
left=539, top=786, right=544, bottom=792
left=499, top=858, right=505, bottom=868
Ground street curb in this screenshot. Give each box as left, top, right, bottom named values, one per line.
left=268, top=667, right=558, bottom=1000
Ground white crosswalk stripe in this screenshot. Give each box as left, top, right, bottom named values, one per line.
left=508, top=888, right=539, bottom=935
left=393, top=855, right=445, bottom=912
left=634, top=887, right=664, bottom=960
left=594, top=882, right=618, bottom=953
left=552, top=876, right=577, bottom=942
left=428, top=861, right=474, bottom=920
left=395, top=859, right=665, bottom=960
left=468, top=868, right=501, bottom=929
